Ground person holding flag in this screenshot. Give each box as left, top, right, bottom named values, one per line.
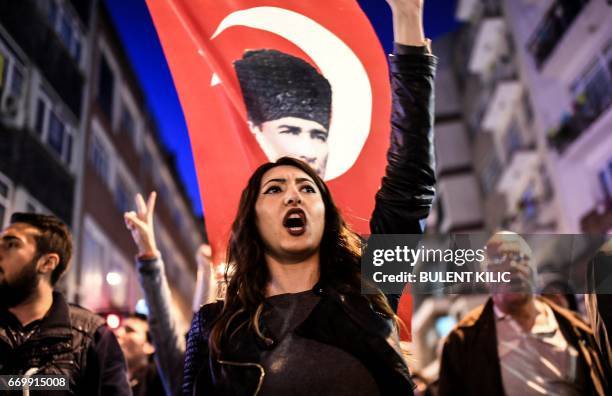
left=176, top=0, right=436, bottom=394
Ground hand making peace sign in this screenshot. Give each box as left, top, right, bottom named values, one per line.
left=124, top=191, right=161, bottom=260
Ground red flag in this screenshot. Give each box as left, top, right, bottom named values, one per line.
left=146, top=0, right=413, bottom=340
left=145, top=0, right=391, bottom=258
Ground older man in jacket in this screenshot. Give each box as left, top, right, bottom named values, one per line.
left=438, top=232, right=609, bottom=396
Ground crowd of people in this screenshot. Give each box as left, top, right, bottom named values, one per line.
left=2, top=211, right=610, bottom=395
left=0, top=0, right=610, bottom=395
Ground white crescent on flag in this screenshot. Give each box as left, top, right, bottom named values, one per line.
left=211, top=6, right=373, bottom=181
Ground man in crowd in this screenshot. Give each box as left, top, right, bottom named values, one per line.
left=438, top=231, right=609, bottom=396
left=0, top=212, right=130, bottom=395
left=114, top=313, right=165, bottom=396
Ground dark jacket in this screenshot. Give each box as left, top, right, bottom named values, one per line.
left=132, top=360, right=166, bottom=396
left=438, top=298, right=610, bottom=396
left=182, top=51, right=437, bottom=396
left=0, top=291, right=130, bottom=396
left=370, top=48, right=436, bottom=236
left=585, top=251, right=612, bottom=372
left=184, top=283, right=413, bottom=395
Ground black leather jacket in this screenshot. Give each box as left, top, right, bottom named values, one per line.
left=0, top=292, right=131, bottom=396
left=183, top=51, right=437, bottom=396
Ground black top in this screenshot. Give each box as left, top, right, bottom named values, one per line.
left=260, top=290, right=380, bottom=395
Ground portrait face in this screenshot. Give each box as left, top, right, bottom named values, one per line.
left=255, top=165, right=325, bottom=263
left=250, top=117, right=329, bottom=178
left=0, top=223, right=41, bottom=307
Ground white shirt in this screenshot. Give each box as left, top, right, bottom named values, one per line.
left=493, top=299, right=584, bottom=396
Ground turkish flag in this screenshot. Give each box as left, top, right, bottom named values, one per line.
left=146, top=0, right=412, bottom=340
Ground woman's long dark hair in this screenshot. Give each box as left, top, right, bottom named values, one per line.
left=209, top=157, right=395, bottom=357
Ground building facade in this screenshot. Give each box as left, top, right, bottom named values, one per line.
left=0, top=0, right=205, bottom=330
left=414, top=0, right=612, bottom=379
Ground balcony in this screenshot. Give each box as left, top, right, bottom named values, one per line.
left=481, top=81, right=522, bottom=135
left=456, top=0, right=502, bottom=22
left=527, top=0, right=590, bottom=70
left=469, top=17, right=506, bottom=74
left=548, top=90, right=612, bottom=154
left=0, top=129, right=75, bottom=223
left=435, top=121, right=471, bottom=177
left=496, top=149, right=538, bottom=209
left=438, top=174, right=483, bottom=232
left=0, top=0, right=84, bottom=117
left=499, top=160, right=557, bottom=233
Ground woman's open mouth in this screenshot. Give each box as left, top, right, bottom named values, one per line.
left=283, top=208, right=307, bottom=236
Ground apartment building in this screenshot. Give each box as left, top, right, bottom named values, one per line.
left=0, top=0, right=205, bottom=329
left=0, top=0, right=88, bottom=230
left=413, top=0, right=612, bottom=378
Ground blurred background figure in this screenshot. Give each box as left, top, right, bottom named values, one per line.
left=125, top=191, right=219, bottom=395
left=114, top=313, right=165, bottom=396
left=437, top=232, right=609, bottom=396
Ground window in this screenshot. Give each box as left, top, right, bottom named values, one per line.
left=46, top=0, right=83, bottom=64
left=142, top=145, right=152, bottom=170
left=81, top=220, right=107, bottom=311
left=48, top=111, right=66, bottom=156
left=0, top=173, right=12, bottom=228
left=0, top=41, right=26, bottom=115
left=98, top=56, right=115, bottom=119
left=118, top=101, right=135, bottom=138
left=90, top=134, right=110, bottom=184
left=115, top=176, right=131, bottom=214
left=480, top=153, right=503, bottom=194
left=33, top=89, right=74, bottom=166
left=8, top=66, right=24, bottom=99
left=522, top=91, right=534, bottom=125
left=34, top=97, right=46, bottom=135
left=173, top=207, right=184, bottom=232
left=158, top=182, right=170, bottom=207
left=48, top=1, right=58, bottom=26
left=59, top=15, right=73, bottom=48
left=527, top=0, right=589, bottom=68
left=503, top=119, right=522, bottom=161
left=23, top=194, right=48, bottom=214
left=518, top=182, right=538, bottom=222
left=570, top=42, right=612, bottom=128
left=598, top=160, right=612, bottom=203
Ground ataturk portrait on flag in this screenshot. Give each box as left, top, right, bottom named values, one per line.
left=234, top=49, right=332, bottom=178
left=144, top=1, right=393, bottom=260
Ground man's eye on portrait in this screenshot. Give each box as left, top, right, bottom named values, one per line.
left=279, top=126, right=301, bottom=135
left=310, top=130, right=328, bottom=142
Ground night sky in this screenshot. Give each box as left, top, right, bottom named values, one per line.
left=103, top=0, right=460, bottom=215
